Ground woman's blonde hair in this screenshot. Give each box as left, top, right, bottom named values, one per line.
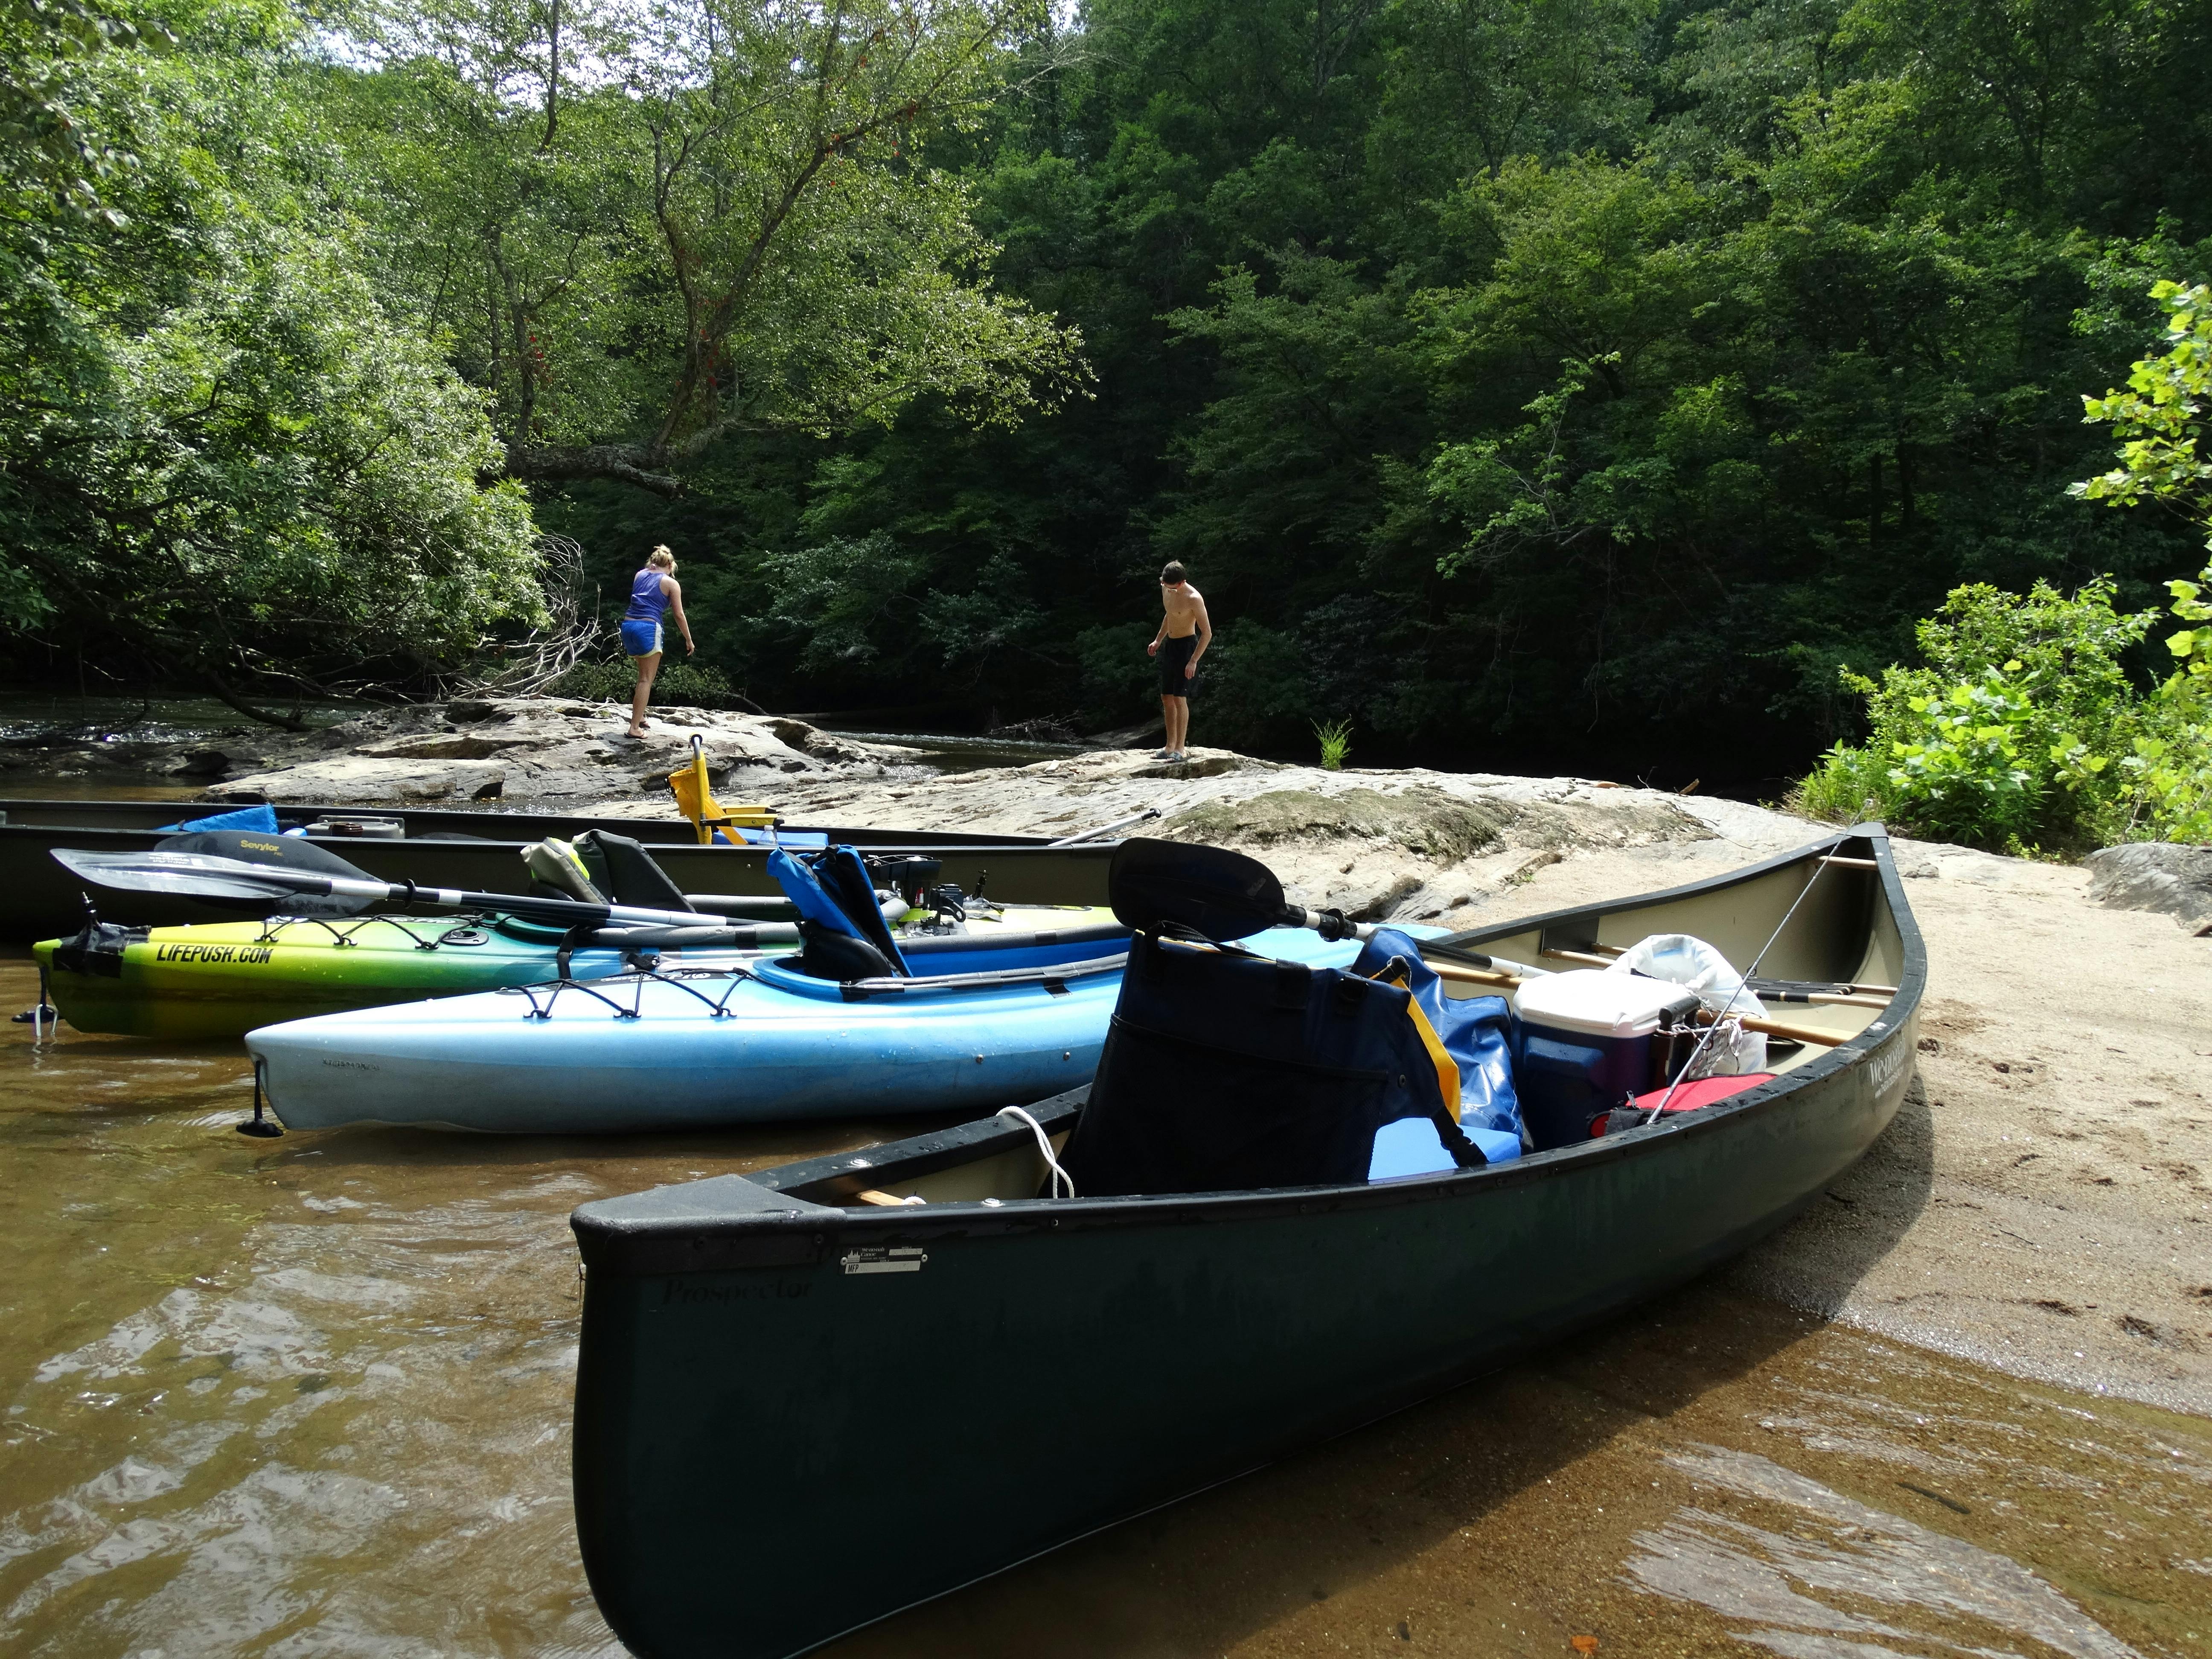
left=647, top=544, right=676, bottom=570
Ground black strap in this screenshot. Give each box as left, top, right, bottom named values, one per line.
left=1428, top=1108, right=1489, bottom=1168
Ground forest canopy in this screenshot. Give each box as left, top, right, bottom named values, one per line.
left=3, top=0, right=2209, bottom=778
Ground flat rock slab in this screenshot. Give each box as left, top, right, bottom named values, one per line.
left=2082, top=841, right=2212, bottom=932
left=204, top=698, right=922, bottom=809
left=207, top=755, right=512, bottom=804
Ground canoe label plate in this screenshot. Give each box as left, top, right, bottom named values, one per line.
left=842, top=1247, right=928, bottom=1276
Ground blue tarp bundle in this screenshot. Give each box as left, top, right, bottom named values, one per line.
left=154, top=804, right=280, bottom=835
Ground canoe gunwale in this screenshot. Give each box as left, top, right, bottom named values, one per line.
left=0, top=800, right=1125, bottom=940
left=0, top=797, right=1067, bottom=847
left=570, top=823, right=1926, bottom=1278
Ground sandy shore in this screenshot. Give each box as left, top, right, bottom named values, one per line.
left=592, top=744, right=2212, bottom=1415
left=1474, top=833, right=2212, bottom=1418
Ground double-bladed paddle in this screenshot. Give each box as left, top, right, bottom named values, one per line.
left=1106, top=836, right=1547, bottom=978
left=50, top=830, right=800, bottom=942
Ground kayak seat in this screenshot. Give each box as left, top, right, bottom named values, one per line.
left=575, top=829, right=695, bottom=912
left=524, top=838, right=607, bottom=905
left=790, top=926, right=893, bottom=979
left=769, top=846, right=911, bottom=979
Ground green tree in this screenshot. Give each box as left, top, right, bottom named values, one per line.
left=343, top=0, right=1089, bottom=498
left=2069, top=278, right=2212, bottom=839
left=0, top=0, right=543, bottom=720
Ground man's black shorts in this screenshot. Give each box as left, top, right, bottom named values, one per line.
left=1158, top=633, right=1198, bottom=699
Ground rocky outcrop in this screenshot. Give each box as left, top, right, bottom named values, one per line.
left=183, top=698, right=1820, bottom=932
left=665, top=745, right=1732, bottom=931
left=2083, top=841, right=2212, bottom=933
left=205, top=699, right=924, bottom=809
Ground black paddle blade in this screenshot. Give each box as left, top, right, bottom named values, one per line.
left=156, top=829, right=378, bottom=916
left=158, top=828, right=375, bottom=882
left=1108, top=837, right=1286, bottom=941
left=51, top=832, right=381, bottom=917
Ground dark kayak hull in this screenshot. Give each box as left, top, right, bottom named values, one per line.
left=566, top=827, right=1924, bottom=1659
left=0, top=800, right=1107, bottom=940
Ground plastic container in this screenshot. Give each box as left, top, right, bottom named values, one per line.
left=1511, top=970, right=1700, bottom=1148
left=305, top=817, right=405, bottom=840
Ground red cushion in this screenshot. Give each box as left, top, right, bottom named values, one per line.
left=1628, top=1073, right=1776, bottom=1115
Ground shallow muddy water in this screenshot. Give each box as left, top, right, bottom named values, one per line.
left=2, top=952, right=2206, bottom=1659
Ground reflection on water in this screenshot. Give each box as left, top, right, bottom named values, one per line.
left=1629, top=1447, right=2145, bottom=1658
left=0, top=693, right=361, bottom=748
left=2, top=954, right=2206, bottom=1659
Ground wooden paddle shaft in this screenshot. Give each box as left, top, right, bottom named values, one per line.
left=1429, top=961, right=1520, bottom=988
left=1702, top=1009, right=1849, bottom=1048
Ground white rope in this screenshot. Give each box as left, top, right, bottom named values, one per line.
left=1640, top=847, right=1847, bottom=1125
left=997, top=1106, right=1075, bottom=1199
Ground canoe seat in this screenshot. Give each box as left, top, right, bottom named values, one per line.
left=1061, top=931, right=1491, bottom=1196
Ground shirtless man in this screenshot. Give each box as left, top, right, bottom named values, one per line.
left=1146, top=561, right=1211, bottom=762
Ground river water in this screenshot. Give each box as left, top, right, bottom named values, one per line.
left=1, top=952, right=2206, bottom=1659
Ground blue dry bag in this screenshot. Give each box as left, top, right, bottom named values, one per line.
left=1352, top=928, right=1525, bottom=1177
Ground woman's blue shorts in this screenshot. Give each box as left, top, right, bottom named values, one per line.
left=620, top=618, right=663, bottom=658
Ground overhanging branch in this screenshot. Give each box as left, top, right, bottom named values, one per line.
left=489, top=444, right=687, bottom=498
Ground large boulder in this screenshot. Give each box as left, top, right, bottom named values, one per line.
left=2083, top=842, right=2212, bottom=933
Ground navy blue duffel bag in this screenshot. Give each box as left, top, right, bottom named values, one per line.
left=1060, top=927, right=1522, bottom=1197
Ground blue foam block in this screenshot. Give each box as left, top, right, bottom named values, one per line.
left=1367, top=1116, right=1522, bottom=1181
left=154, top=803, right=281, bottom=835
left=718, top=827, right=829, bottom=849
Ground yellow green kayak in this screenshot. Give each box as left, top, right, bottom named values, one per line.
left=34, top=905, right=1120, bottom=1042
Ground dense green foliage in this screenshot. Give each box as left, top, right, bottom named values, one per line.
left=544, top=0, right=2209, bottom=782
left=2068, top=279, right=2212, bottom=840
left=0, top=0, right=545, bottom=719
left=7, top=0, right=2212, bottom=770
left=0, top=0, right=1075, bottom=716
left=1799, top=282, right=2212, bottom=848
left=1795, top=579, right=2149, bottom=849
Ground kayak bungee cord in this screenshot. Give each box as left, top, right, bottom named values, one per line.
left=1638, top=844, right=1853, bottom=1126
left=505, top=962, right=760, bottom=1022
left=253, top=912, right=493, bottom=950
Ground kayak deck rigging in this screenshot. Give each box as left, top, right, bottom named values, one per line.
left=493, top=947, right=1135, bottom=1022
left=247, top=912, right=501, bottom=950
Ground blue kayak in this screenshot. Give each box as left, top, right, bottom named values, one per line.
left=245, top=926, right=1364, bottom=1134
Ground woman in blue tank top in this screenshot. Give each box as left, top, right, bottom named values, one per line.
left=618, top=545, right=694, bottom=736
